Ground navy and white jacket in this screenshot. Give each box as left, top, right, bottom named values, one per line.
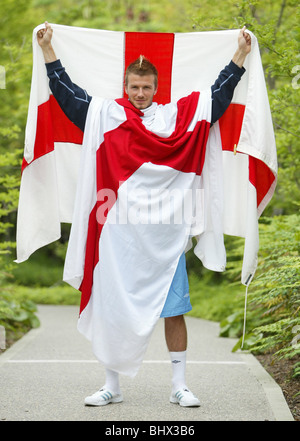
left=46, top=59, right=245, bottom=132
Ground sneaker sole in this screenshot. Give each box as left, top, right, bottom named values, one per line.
left=85, top=395, right=123, bottom=406
left=170, top=397, right=200, bottom=407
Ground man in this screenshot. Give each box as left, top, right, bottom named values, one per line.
left=37, top=22, right=251, bottom=407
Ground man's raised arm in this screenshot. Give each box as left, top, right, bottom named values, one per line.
left=37, top=22, right=91, bottom=132
left=210, top=27, right=251, bottom=124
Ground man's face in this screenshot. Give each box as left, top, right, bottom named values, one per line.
left=125, top=73, right=157, bottom=110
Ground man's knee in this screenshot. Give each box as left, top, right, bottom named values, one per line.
left=164, top=315, right=186, bottom=333
left=165, top=315, right=185, bottom=325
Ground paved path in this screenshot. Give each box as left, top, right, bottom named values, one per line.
left=0, top=304, right=294, bottom=422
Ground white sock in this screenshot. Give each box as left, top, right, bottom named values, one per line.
left=104, top=368, right=121, bottom=395
left=169, top=350, right=187, bottom=392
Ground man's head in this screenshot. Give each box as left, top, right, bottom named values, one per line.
left=125, top=55, right=158, bottom=110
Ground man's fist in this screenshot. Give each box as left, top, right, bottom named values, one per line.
left=37, top=22, right=53, bottom=48
left=36, top=22, right=57, bottom=63
left=238, top=26, right=251, bottom=56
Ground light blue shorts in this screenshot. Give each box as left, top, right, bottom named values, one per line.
left=160, top=253, right=192, bottom=318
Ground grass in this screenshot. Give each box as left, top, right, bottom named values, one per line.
left=9, top=283, right=80, bottom=306
left=12, top=253, right=65, bottom=288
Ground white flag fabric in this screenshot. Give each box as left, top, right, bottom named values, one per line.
left=16, top=24, right=277, bottom=375
left=67, top=90, right=216, bottom=375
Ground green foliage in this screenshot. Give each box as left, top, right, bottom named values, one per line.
left=11, top=239, right=69, bottom=287
left=0, top=149, right=21, bottom=240
left=0, top=0, right=38, bottom=339
left=293, top=362, right=300, bottom=380
left=187, top=271, right=244, bottom=322
left=0, top=288, right=40, bottom=330
left=7, top=283, right=80, bottom=306
left=0, top=136, right=32, bottom=347
left=0, top=278, right=40, bottom=351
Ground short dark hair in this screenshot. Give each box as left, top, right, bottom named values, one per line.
left=125, top=55, right=158, bottom=88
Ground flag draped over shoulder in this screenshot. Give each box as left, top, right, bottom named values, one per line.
left=66, top=91, right=214, bottom=375
left=16, top=24, right=277, bottom=375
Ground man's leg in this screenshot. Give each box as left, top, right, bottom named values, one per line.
left=164, top=314, right=187, bottom=352
left=165, top=315, right=200, bottom=407
left=165, top=315, right=187, bottom=390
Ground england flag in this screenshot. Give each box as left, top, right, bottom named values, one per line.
left=16, top=24, right=277, bottom=376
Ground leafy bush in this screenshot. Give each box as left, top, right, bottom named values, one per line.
left=0, top=277, right=40, bottom=351
left=0, top=287, right=40, bottom=330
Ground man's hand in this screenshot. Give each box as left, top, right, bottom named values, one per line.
left=37, top=22, right=57, bottom=63
left=37, top=22, right=53, bottom=47
left=232, top=26, right=251, bottom=68
left=238, top=26, right=251, bottom=55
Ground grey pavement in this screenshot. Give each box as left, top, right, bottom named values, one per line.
left=0, top=304, right=294, bottom=422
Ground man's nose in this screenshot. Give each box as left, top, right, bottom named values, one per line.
left=137, top=88, right=144, bottom=96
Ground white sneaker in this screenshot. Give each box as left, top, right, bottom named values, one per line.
left=84, top=387, right=123, bottom=406
left=170, top=387, right=200, bottom=407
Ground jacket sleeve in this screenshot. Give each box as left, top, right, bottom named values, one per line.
left=46, top=59, right=92, bottom=132
left=211, top=60, right=245, bottom=125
